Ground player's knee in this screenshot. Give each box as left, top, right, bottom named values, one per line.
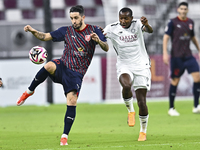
left=44, top=62, right=56, bottom=74
left=67, top=91, right=78, bottom=106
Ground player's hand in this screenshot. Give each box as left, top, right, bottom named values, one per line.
left=140, top=16, right=149, bottom=26
left=90, top=32, right=100, bottom=43
left=0, top=79, right=3, bottom=87
left=198, top=52, right=200, bottom=61
left=163, top=53, right=169, bottom=65
left=24, top=25, right=34, bottom=32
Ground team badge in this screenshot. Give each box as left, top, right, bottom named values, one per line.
left=189, top=24, right=193, bottom=30
left=131, top=29, right=135, bottom=33
left=85, top=35, right=91, bottom=42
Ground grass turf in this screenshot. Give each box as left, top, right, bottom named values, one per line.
left=0, top=100, right=200, bottom=150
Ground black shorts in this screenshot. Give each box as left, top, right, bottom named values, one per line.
left=49, top=59, right=83, bottom=96
left=170, top=56, right=199, bottom=78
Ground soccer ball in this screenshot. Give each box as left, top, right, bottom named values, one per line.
left=29, top=46, right=48, bottom=64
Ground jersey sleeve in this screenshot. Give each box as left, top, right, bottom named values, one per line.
left=165, top=20, right=173, bottom=36
left=94, top=26, right=107, bottom=42
left=103, top=24, right=111, bottom=38
left=191, top=20, right=195, bottom=37
left=50, top=27, right=67, bottom=42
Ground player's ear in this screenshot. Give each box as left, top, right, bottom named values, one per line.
left=82, top=15, right=85, bottom=20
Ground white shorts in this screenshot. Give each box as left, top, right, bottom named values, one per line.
left=117, top=67, right=151, bottom=91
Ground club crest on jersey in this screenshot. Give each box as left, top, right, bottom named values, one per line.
left=189, top=24, right=193, bottom=30
left=131, top=29, right=135, bottom=33
left=78, top=47, right=84, bottom=51
left=85, top=35, right=91, bottom=42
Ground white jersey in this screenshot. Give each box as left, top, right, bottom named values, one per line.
left=104, top=19, right=151, bottom=70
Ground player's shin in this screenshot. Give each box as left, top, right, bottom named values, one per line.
left=139, top=115, right=149, bottom=133
left=28, top=67, right=49, bottom=92
left=193, top=82, right=200, bottom=108
left=63, top=105, right=76, bottom=135
left=124, top=97, right=135, bottom=112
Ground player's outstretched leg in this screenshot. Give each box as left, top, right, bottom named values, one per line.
left=17, top=90, right=34, bottom=106
left=16, top=67, right=49, bottom=106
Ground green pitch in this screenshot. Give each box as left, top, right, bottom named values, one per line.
left=0, top=100, right=200, bottom=150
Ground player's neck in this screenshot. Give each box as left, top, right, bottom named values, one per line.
left=177, top=15, right=187, bottom=21
left=77, top=23, right=86, bottom=31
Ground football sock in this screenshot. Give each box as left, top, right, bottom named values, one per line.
left=124, top=97, right=135, bottom=112
left=169, top=84, right=177, bottom=109
left=28, top=67, right=49, bottom=91
left=139, top=115, right=149, bottom=133
left=193, top=82, right=200, bottom=108
left=26, top=88, right=34, bottom=94
left=63, top=105, right=76, bottom=135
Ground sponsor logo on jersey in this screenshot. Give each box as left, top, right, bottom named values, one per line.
left=85, top=35, right=91, bottom=42
left=119, top=34, right=138, bottom=42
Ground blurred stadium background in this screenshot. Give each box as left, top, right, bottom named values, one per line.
left=0, top=0, right=200, bottom=106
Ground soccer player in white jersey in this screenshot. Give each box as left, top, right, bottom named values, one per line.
left=104, top=7, right=153, bottom=141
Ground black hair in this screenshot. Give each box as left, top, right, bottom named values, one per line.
left=119, top=7, right=133, bottom=17
left=70, top=5, right=84, bottom=16
left=178, top=2, right=188, bottom=8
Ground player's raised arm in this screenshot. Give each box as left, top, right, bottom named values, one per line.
left=140, top=16, right=153, bottom=33
left=24, top=25, right=53, bottom=41
left=90, top=32, right=109, bottom=52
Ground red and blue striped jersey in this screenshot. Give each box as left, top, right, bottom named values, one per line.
left=165, top=17, right=195, bottom=57
left=50, top=24, right=106, bottom=75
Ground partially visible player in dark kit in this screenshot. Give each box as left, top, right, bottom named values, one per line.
left=163, top=2, right=200, bottom=116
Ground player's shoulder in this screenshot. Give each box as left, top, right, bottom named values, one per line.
left=131, top=19, right=140, bottom=25
left=187, top=17, right=194, bottom=23
left=109, top=21, right=120, bottom=27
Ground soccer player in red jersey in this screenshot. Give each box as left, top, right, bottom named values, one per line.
left=16, top=5, right=108, bottom=145
left=163, top=2, right=200, bottom=116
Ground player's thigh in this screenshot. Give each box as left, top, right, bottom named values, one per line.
left=119, top=73, right=133, bottom=88
left=117, top=68, right=133, bottom=86
left=191, top=72, right=200, bottom=82
left=44, top=61, right=57, bottom=75
left=132, top=69, right=151, bottom=91
left=170, top=57, right=185, bottom=78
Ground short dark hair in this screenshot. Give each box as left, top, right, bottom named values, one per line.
left=70, top=5, right=84, bottom=16
left=119, top=7, right=133, bottom=17
left=178, top=2, right=188, bottom=8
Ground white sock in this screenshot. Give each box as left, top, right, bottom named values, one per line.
left=124, top=97, right=135, bottom=112
left=61, top=134, right=68, bottom=139
left=139, top=115, right=149, bottom=133
left=26, top=88, right=34, bottom=94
